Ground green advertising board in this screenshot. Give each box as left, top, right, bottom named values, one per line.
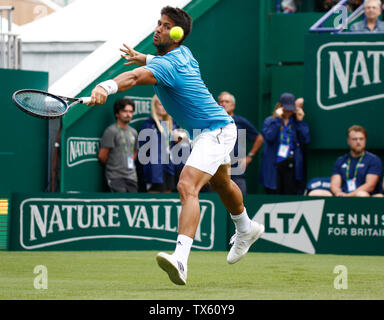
left=6, top=193, right=384, bottom=255
left=8, top=192, right=227, bottom=251
left=304, top=34, right=384, bottom=149
left=246, top=195, right=384, bottom=256
left=0, top=69, right=49, bottom=194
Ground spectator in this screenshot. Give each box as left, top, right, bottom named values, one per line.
left=316, top=0, right=339, bottom=12
left=139, top=94, right=177, bottom=193
left=281, top=0, right=300, bottom=13
left=350, top=0, right=384, bottom=32
left=218, top=91, right=264, bottom=195
left=98, top=98, right=138, bottom=192
left=259, top=93, right=310, bottom=195
left=309, top=125, right=383, bottom=197
left=347, top=0, right=364, bottom=12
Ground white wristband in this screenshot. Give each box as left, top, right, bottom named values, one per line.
left=97, top=80, right=118, bottom=95
left=146, top=54, right=155, bottom=65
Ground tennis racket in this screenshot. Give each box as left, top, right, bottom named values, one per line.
left=12, top=89, right=92, bottom=119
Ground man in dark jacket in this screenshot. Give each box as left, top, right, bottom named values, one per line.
left=259, top=93, right=310, bottom=194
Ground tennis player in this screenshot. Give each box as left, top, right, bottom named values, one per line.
left=89, top=6, right=264, bottom=285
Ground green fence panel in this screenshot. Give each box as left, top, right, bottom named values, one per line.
left=267, top=13, right=323, bottom=64
left=241, top=195, right=384, bottom=255
left=0, top=69, right=49, bottom=194
left=304, top=33, right=384, bottom=150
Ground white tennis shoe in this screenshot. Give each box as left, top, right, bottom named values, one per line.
left=156, top=252, right=187, bottom=285
left=227, top=220, right=265, bottom=264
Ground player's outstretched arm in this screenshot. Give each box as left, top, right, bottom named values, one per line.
left=88, top=67, right=157, bottom=106
left=115, top=67, right=157, bottom=91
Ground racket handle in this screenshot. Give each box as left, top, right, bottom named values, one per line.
left=80, top=97, right=92, bottom=104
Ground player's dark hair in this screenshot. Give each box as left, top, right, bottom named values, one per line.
left=161, top=6, right=192, bottom=44
left=113, top=98, right=135, bottom=118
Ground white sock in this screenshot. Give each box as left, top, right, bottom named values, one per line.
left=231, top=208, right=252, bottom=233
left=173, top=234, right=193, bottom=265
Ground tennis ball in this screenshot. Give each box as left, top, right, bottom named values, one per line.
left=170, top=26, right=184, bottom=40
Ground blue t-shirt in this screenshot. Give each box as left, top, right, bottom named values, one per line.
left=332, top=151, right=382, bottom=194
left=144, top=46, right=233, bottom=137
left=350, top=19, right=384, bottom=33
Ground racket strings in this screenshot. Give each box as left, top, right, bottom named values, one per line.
left=14, top=92, right=67, bottom=117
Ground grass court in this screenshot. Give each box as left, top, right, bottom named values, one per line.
left=0, top=250, right=383, bottom=300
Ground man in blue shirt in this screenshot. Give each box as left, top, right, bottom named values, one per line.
left=350, top=0, right=384, bottom=32
left=330, top=125, right=382, bottom=197
left=88, top=6, right=264, bottom=285
left=309, top=125, right=382, bottom=197
left=218, top=91, right=264, bottom=195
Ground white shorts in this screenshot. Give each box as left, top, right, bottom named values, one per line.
left=185, top=122, right=237, bottom=176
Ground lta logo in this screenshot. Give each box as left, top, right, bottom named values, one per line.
left=252, top=200, right=325, bottom=254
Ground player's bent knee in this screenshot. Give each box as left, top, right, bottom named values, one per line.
left=177, top=179, right=199, bottom=199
